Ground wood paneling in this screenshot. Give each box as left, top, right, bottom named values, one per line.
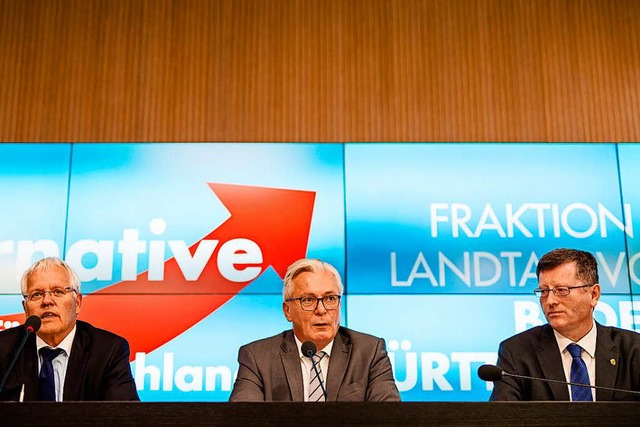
left=0, top=0, right=638, bottom=142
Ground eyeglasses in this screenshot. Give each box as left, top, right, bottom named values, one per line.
left=24, top=287, right=77, bottom=302
left=533, top=284, right=593, bottom=298
left=286, top=295, right=341, bottom=311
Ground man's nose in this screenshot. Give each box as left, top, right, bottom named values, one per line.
left=545, top=290, right=559, bottom=305
left=41, top=291, right=55, bottom=304
left=314, top=299, right=328, bottom=314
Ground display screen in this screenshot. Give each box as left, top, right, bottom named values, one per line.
left=1, top=142, right=638, bottom=401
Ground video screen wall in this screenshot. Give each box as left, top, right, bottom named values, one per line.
left=1, top=143, right=638, bottom=401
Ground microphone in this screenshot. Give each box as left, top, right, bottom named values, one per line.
left=301, top=341, right=316, bottom=358
left=478, top=364, right=506, bottom=382
left=24, top=315, right=41, bottom=334
left=301, top=340, right=327, bottom=401
left=478, top=364, right=640, bottom=397
left=0, top=316, right=42, bottom=396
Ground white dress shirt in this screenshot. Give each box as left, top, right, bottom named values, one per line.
left=553, top=320, right=597, bottom=401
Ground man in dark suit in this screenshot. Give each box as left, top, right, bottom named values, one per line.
left=0, top=257, right=139, bottom=401
left=490, top=248, right=640, bottom=401
left=229, top=258, right=400, bottom=402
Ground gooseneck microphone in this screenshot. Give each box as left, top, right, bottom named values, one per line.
left=301, top=341, right=316, bottom=358
left=301, top=340, right=327, bottom=401
left=477, top=364, right=509, bottom=382
left=0, top=316, right=42, bottom=396
left=478, top=364, right=640, bottom=397
left=23, top=316, right=41, bottom=334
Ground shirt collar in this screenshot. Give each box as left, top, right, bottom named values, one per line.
left=36, top=324, right=77, bottom=357
left=293, top=334, right=334, bottom=359
left=553, top=319, right=597, bottom=358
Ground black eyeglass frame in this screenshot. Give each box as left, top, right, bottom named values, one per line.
left=285, top=295, right=342, bottom=311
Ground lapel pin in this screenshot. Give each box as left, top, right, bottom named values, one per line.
left=610, top=359, right=616, bottom=366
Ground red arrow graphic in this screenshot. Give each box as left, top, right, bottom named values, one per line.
left=1, top=183, right=316, bottom=360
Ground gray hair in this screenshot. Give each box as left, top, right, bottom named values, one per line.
left=283, top=258, right=343, bottom=301
left=21, top=257, right=81, bottom=295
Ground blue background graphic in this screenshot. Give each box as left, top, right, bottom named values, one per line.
left=1, top=142, right=638, bottom=401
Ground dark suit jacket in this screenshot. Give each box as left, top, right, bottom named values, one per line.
left=0, top=320, right=139, bottom=401
left=490, top=322, right=640, bottom=401
left=229, top=327, right=400, bottom=401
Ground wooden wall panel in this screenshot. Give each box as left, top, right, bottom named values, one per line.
left=0, top=0, right=638, bottom=142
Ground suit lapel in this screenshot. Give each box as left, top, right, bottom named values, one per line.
left=326, top=329, right=349, bottom=402
left=280, top=331, right=304, bottom=402
left=16, top=334, right=39, bottom=401
left=536, top=325, right=570, bottom=401
left=63, top=322, right=90, bottom=401
left=594, top=322, right=617, bottom=401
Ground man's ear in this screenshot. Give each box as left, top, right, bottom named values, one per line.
left=590, top=283, right=601, bottom=308
left=283, top=302, right=292, bottom=322
left=75, top=292, right=83, bottom=315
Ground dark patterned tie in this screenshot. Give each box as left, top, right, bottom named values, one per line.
left=38, top=347, right=64, bottom=401
left=308, top=351, right=327, bottom=402
left=567, top=343, right=593, bottom=401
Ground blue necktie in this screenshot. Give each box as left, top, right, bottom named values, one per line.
left=567, top=343, right=593, bottom=402
left=38, top=347, right=63, bottom=401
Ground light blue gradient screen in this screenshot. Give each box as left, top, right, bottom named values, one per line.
left=1, top=142, right=638, bottom=402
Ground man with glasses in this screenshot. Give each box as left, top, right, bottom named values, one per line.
left=0, top=257, right=138, bottom=401
left=490, top=248, right=640, bottom=401
left=229, top=258, right=400, bottom=401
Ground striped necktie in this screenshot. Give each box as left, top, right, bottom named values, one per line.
left=308, top=351, right=327, bottom=402
left=567, top=343, right=593, bottom=401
